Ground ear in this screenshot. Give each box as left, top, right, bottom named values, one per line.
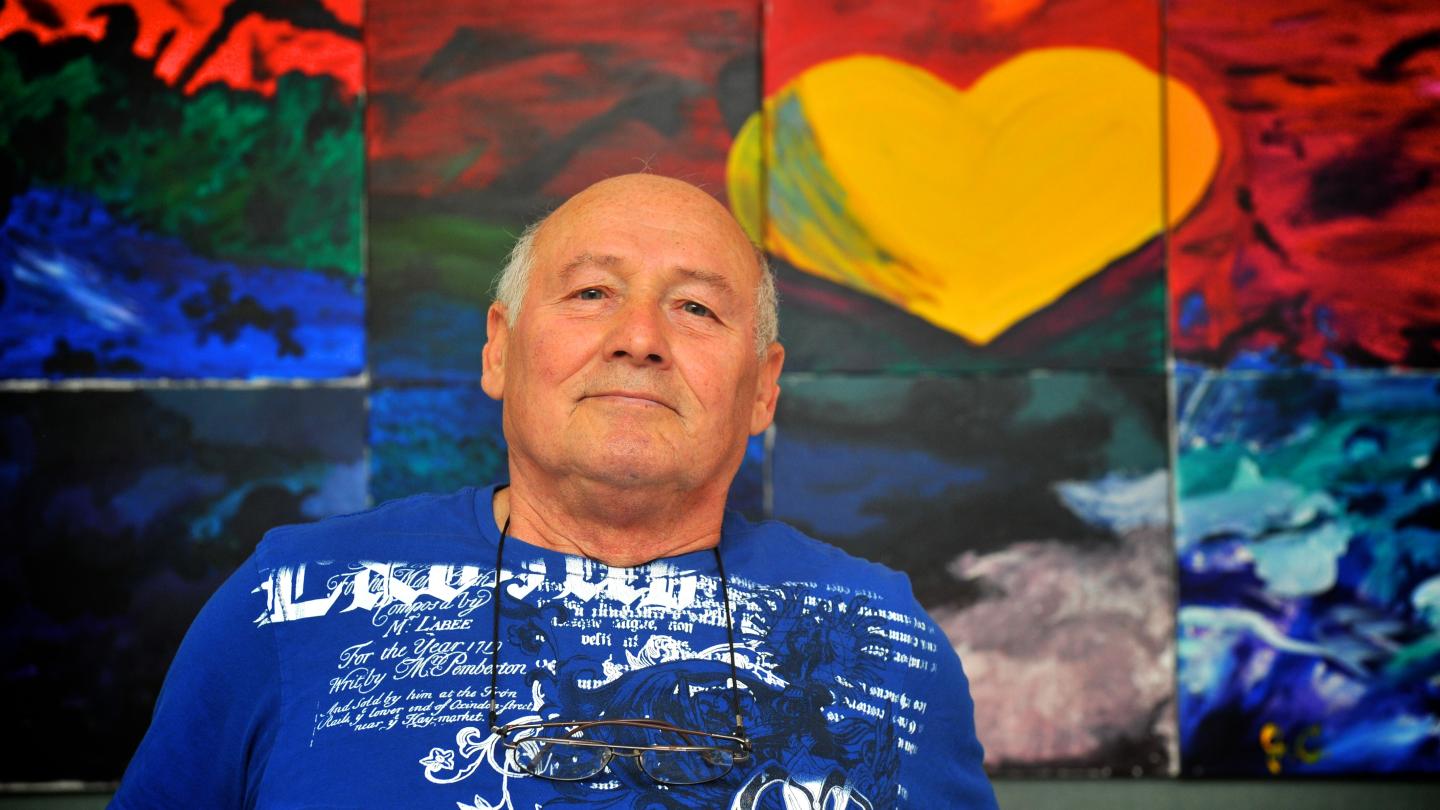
left=748, top=342, right=785, bottom=435
left=481, top=303, right=510, bottom=401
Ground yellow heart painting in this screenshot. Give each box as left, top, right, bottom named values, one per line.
left=728, top=48, right=1220, bottom=345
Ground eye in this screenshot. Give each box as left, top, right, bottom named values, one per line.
left=681, top=301, right=713, bottom=318
left=575, top=288, right=605, bottom=300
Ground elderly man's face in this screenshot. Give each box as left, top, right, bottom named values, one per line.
left=481, top=176, right=783, bottom=497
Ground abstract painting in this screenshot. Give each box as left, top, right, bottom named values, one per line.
left=370, top=383, right=766, bottom=520
left=0, top=0, right=364, bottom=379
left=735, top=0, right=1213, bottom=372
left=1176, top=371, right=1440, bottom=776
left=367, top=0, right=760, bottom=382
left=0, top=387, right=367, bottom=782
left=771, top=373, right=1175, bottom=775
left=1168, top=0, right=1440, bottom=370
left=369, top=384, right=508, bottom=503
left=4, top=0, right=1433, bottom=793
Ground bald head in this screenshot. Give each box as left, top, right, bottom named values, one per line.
left=493, top=174, right=778, bottom=355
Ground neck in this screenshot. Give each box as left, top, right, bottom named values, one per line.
left=492, top=475, right=729, bottom=567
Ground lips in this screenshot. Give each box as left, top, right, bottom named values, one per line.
left=585, top=391, right=674, bottom=410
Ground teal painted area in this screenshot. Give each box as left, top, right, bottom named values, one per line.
left=1012, top=371, right=1167, bottom=471
left=777, top=372, right=1167, bottom=476
left=368, top=385, right=508, bottom=502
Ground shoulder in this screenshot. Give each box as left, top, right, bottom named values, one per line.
left=256, top=486, right=489, bottom=564
left=724, top=512, right=919, bottom=603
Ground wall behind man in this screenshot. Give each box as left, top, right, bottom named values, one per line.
left=1, top=0, right=1439, bottom=803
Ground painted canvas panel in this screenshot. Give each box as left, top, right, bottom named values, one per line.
left=738, top=0, right=1210, bottom=373
left=1176, top=371, right=1440, bottom=776
left=1168, top=0, right=1440, bottom=370
left=771, top=373, right=1175, bottom=775
left=0, top=0, right=364, bottom=379
left=0, top=387, right=367, bottom=782
left=369, top=383, right=766, bottom=520
left=369, top=384, right=508, bottom=503
left=367, top=0, right=760, bottom=382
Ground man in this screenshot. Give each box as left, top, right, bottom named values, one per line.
left=114, top=174, right=996, bottom=808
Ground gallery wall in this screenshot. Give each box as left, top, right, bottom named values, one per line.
left=1, top=0, right=1438, bottom=786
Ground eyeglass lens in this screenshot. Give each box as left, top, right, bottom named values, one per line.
left=512, top=727, right=737, bottom=785
left=640, top=746, right=735, bottom=785
left=514, top=738, right=609, bottom=781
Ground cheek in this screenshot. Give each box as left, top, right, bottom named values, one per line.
left=518, top=326, right=591, bottom=389
left=690, top=358, right=757, bottom=422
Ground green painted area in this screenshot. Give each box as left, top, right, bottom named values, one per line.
left=369, top=215, right=520, bottom=301
left=435, top=143, right=491, bottom=188
left=1030, top=278, right=1166, bottom=369
left=0, top=48, right=362, bottom=276
left=726, top=113, right=765, bottom=244
left=766, top=93, right=898, bottom=291
left=775, top=262, right=1165, bottom=374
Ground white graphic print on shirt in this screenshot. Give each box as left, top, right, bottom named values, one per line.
left=255, top=554, right=944, bottom=809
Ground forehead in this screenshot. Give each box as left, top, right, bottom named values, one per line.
left=534, top=186, right=758, bottom=285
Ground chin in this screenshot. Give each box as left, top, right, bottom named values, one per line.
left=572, top=425, right=721, bottom=487
left=580, top=466, right=683, bottom=494
left=580, top=448, right=689, bottom=489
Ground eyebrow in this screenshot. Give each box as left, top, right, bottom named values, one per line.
left=558, top=253, right=736, bottom=296
left=676, top=266, right=735, bottom=296
left=560, top=252, right=622, bottom=280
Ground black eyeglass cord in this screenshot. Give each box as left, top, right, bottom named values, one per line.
left=485, top=516, right=747, bottom=739
left=713, top=544, right=745, bottom=738
left=487, top=515, right=509, bottom=731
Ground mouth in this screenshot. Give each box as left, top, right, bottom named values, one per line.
left=584, top=391, right=674, bottom=411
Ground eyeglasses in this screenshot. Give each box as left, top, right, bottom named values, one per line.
left=496, top=717, right=751, bottom=785
left=486, top=517, right=753, bottom=786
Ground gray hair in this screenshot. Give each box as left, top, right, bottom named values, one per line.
left=493, top=218, right=779, bottom=357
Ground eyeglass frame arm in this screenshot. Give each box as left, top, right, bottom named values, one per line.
left=493, top=717, right=753, bottom=759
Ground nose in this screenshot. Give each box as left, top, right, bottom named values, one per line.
left=603, top=299, right=671, bottom=367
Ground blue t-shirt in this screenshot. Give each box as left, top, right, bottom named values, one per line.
left=113, top=486, right=996, bottom=809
